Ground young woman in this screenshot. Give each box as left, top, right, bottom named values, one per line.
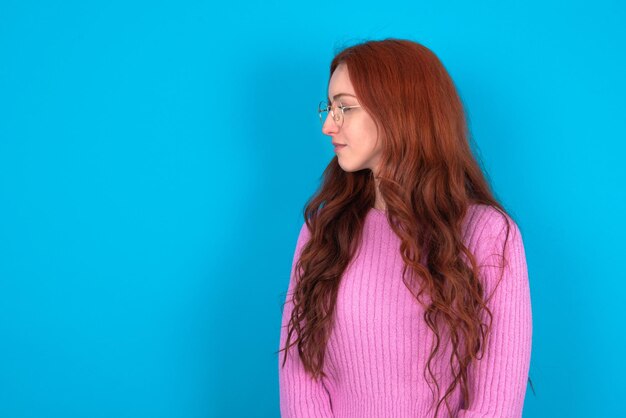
left=278, top=38, right=533, bottom=418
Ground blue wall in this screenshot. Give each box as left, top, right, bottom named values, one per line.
left=1, top=0, right=624, bottom=416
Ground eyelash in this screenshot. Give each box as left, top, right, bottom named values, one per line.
left=327, top=101, right=352, bottom=111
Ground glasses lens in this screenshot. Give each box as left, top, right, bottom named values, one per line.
left=333, top=102, right=343, bottom=127
left=318, top=101, right=329, bottom=124
left=318, top=100, right=343, bottom=127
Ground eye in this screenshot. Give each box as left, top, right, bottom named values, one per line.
left=342, top=105, right=356, bottom=113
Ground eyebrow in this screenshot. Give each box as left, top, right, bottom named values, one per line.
left=327, top=93, right=357, bottom=102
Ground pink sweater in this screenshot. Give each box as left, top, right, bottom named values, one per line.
left=278, top=204, right=532, bottom=418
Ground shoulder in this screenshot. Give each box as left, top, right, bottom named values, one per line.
left=464, top=203, right=520, bottom=238
left=463, top=203, right=524, bottom=262
left=296, top=221, right=312, bottom=245
left=293, top=221, right=313, bottom=257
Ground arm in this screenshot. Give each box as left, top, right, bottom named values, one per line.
left=458, top=211, right=533, bottom=418
left=278, top=222, right=334, bottom=418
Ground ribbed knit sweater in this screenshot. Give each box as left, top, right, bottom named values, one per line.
left=278, top=204, right=532, bottom=418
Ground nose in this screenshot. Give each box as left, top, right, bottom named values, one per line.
left=321, top=113, right=339, bottom=136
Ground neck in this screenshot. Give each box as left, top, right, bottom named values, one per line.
left=373, top=176, right=387, bottom=211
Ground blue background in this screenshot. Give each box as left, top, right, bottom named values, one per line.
left=1, top=1, right=624, bottom=417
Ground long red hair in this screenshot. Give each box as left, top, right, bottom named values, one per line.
left=279, top=38, right=533, bottom=417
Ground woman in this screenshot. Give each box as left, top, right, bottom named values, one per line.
left=277, top=38, right=533, bottom=418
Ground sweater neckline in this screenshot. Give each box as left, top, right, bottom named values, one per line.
left=369, top=207, right=387, bottom=215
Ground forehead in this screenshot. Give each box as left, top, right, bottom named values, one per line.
left=328, top=64, right=356, bottom=100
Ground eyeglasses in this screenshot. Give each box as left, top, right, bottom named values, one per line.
left=318, top=100, right=361, bottom=128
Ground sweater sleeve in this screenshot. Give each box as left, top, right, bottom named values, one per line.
left=457, top=210, right=533, bottom=418
left=278, top=222, right=334, bottom=418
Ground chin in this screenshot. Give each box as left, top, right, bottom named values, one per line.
left=338, top=161, right=363, bottom=172
left=338, top=156, right=370, bottom=172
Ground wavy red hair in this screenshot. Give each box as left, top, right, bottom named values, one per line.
left=278, top=38, right=533, bottom=417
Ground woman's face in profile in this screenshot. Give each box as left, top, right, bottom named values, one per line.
left=322, top=63, right=382, bottom=175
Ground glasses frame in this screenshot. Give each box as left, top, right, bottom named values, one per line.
left=318, top=100, right=361, bottom=128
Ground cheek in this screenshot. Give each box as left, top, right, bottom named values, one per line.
left=362, top=119, right=380, bottom=148
left=363, top=130, right=381, bottom=153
